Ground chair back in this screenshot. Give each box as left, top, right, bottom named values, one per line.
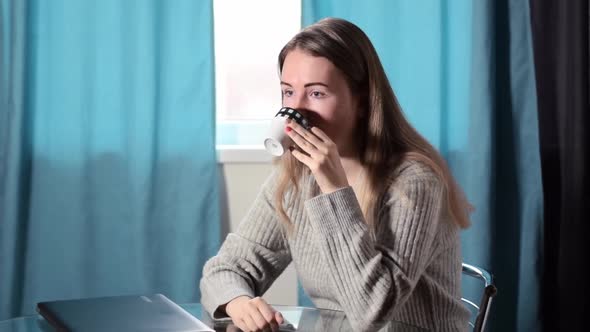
left=461, top=263, right=497, bottom=332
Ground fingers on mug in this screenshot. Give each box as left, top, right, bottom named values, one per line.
left=264, top=107, right=310, bottom=156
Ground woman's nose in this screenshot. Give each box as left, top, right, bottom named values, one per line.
left=284, top=104, right=312, bottom=121
left=295, top=108, right=311, bottom=118
left=283, top=93, right=307, bottom=111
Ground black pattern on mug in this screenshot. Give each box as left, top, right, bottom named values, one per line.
left=275, top=107, right=310, bottom=129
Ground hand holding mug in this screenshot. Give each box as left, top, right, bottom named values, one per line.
left=285, top=118, right=349, bottom=194
left=264, top=107, right=311, bottom=157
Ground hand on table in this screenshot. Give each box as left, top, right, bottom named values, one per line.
left=225, top=296, right=284, bottom=332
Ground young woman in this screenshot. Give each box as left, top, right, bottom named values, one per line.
left=200, top=17, right=472, bottom=332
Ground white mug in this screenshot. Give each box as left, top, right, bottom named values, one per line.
left=264, top=107, right=310, bottom=156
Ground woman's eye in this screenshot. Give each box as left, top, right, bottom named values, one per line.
left=282, top=90, right=294, bottom=97
left=311, top=91, right=326, bottom=98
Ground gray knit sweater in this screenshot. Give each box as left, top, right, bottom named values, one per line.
left=200, top=160, right=470, bottom=331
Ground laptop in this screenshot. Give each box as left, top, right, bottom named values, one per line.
left=36, top=293, right=214, bottom=332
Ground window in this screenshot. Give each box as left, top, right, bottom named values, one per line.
left=214, top=0, right=301, bottom=162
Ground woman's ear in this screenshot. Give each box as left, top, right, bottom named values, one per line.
left=357, top=96, right=368, bottom=119
left=359, top=90, right=370, bottom=118
left=357, top=107, right=365, bottom=119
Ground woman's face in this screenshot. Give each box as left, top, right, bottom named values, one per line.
left=280, top=48, right=360, bottom=151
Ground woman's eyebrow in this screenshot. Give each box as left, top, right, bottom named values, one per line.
left=304, top=82, right=329, bottom=88
left=280, top=81, right=329, bottom=88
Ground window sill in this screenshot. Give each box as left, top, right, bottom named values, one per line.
left=216, top=120, right=275, bottom=164
left=216, top=145, right=274, bottom=164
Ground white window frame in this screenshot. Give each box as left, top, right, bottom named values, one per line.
left=213, top=0, right=301, bottom=163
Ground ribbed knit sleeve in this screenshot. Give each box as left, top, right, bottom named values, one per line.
left=304, top=170, right=444, bottom=330
left=199, top=171, right=292, bottom=318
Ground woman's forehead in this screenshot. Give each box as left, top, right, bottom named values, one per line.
left=281, top=50, right=343, bottom=86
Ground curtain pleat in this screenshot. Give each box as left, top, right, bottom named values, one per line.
left=0, top=0, right=220, bottom=319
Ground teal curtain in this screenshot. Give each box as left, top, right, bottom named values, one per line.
left=0, top=0, right=219, bottom=320
left=302, top=1, right=543, bottom=331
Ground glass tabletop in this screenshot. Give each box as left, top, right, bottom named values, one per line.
left=0, top=303, right=427, bottom=332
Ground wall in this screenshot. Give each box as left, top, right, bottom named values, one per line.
left=218, top=162, right=298, bottom=305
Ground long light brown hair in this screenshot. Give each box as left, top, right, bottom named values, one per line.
left=274, top=17, right=472, bottom=229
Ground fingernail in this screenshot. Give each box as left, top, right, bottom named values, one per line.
left=285, top=127, right=292, bottom=133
